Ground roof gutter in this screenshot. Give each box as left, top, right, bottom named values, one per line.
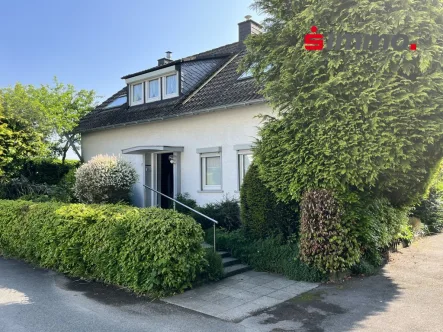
left=78, top=98, right=267, bottom=134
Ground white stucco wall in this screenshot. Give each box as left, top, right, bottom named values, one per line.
left=81, top=103, right=272, bottom=207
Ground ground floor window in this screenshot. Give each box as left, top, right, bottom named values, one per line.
left=201, top=152, right=222, bottom=191
left=238, top=150, right=253, bottom=188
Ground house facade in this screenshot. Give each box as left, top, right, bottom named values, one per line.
left=78, top=18, right=272, bottom=207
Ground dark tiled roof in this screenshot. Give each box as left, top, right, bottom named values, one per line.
left=180, top=50, right=262, bottom=113
left=181, top=58, right=227, bottom=95
left=78, top=42, right=265, bottom=133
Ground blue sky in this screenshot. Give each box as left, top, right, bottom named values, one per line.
left=1, top=0, right=262, bottom=103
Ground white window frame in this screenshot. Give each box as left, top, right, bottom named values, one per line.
left=200, top=152, right=222, bottom=191
left=130, top=82, right=144, bottom=106
left=162, top=73, right=179, bottom=99
left=146, top=78, right=161, bottom=103
left=238, top=150, right=253, bottom=190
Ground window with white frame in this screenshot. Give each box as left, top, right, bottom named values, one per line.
left=238, top=150, right=253, bottom=188
left=131, top=82, right=143, bottom=105
left=201, top=153, right=222, bottom=191
left=163, top=73, right=179, bottom=99
left=127, top=69, right=180, bottom=106
left=147, top=78, right=160, bottom=102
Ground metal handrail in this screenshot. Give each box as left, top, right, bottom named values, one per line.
left=143, top=184, right=217, bottom=251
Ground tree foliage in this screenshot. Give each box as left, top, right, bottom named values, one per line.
left=242, top=0, right=443, bottom=206
left=240, top=163, right=299, bottom=239
left=1, top=78, right=96, bottom=163
left=0, top=106, right=46, bottom=180
left=211, top=228, right=324, bottom=281
left=413, top=162, right=443, bottom=232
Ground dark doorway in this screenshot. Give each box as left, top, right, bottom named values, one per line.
left=157, top=153, right=174, bottom=209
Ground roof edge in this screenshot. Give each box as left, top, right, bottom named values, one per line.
left=121, top=54, right=232, bottom=80
left=78, top=98, right=267, bottom=134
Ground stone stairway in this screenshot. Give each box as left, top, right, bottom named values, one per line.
left=217, top=250, right=251, bottom=277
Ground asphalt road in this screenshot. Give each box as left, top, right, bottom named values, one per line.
left=1, top=233, right=442, bottom=332
left=0, top=258, right=244, bottom=332
left=245, top=232, right=443, bottom=331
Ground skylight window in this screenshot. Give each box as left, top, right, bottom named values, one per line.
left=237, top=64, right=272, bottom=81
left=238, top=69, right=253, bottom=80
left=104, top=96, right=127, bottom=109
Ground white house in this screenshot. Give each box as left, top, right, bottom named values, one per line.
left=78, top=17, right=272, bottom=207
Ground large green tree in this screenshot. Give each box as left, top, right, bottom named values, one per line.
left=243, top=0, right=443, bottom=207
left=0, top=104, right=45, bottom=180
left=1, top=79, right=96, bottom=163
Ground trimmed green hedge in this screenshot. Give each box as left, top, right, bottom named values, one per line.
left=176, top=193, right=241, bottom=230
left=198, top=249, right=224, bottom=282
left=413, top=164, right=443, bottom=233
left=0, top=200, right=205, bottom=296
left=208, top=229, right=324, bottom=282
left=349, top=195, right=413, bottom=268
left=21, top=158, right=79, bottom=185
left=240, top=163, right=299, bottom=239
left=414, top=191, right=443, bottom=233
left=0, top=159, right=80, bottom=201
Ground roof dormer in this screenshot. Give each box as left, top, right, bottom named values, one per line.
left=125, top=55, right=179, bottom=107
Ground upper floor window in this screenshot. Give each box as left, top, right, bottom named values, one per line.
left=164, top=73, right=179, bottom=99
left=128, top=70, right=179, bottom=106
left=147, top=78, right=160, bottom=102
left=131, top=83, right=143, bottom=105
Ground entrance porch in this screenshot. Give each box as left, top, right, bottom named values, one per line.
left=122, top=145, right=183, bottom=208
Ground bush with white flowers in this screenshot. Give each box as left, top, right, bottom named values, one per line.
left=74, top=155, right=138, bottom=204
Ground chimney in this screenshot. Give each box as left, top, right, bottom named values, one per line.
left=158, top=51, right=173, bottom=66
left=238, top=15, right=262, bottom=43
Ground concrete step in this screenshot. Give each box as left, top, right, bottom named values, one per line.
left=222, top=257, right=240, bottom=267
left=217, top=251, right=230, bottom=258
left=223, top=264, right=251, bottom=278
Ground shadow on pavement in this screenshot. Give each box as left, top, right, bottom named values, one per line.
left=247, top=271, right=401, bottom=332
left=55, top=275, right=152, bottom=307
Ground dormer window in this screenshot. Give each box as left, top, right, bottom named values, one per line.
left=126, top=67, right=180, bottom=106
left=163, top=73, right=179, bottom=99
left=131, top=83, right=143, bottom=105
left=147, top=78, right=160, bottom=102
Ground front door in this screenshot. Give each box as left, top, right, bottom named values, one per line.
left=156, top=153, right=174, bottom=209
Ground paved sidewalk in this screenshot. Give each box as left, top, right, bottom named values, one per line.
left=240, top=233, right=443, bottom=331
left=162, top=270, right=318, bottom=321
